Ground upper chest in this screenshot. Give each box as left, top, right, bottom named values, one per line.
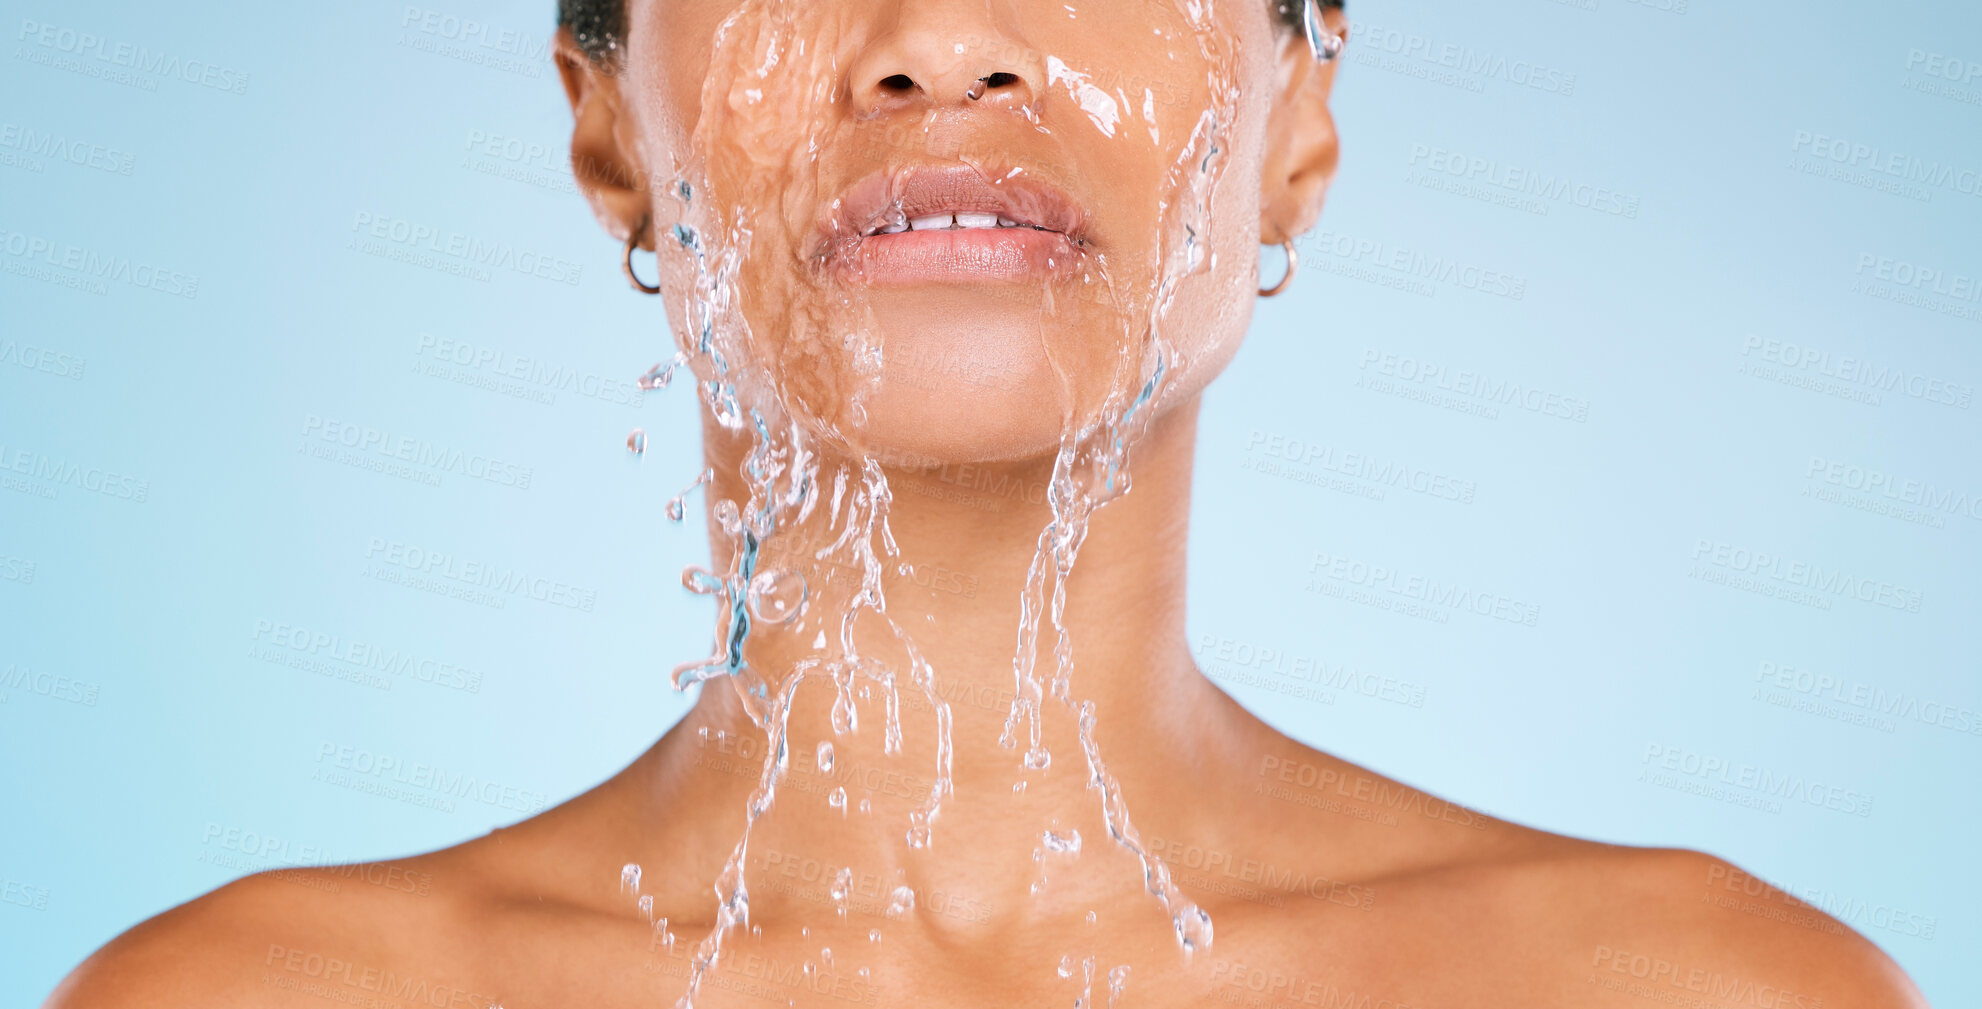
left=444, top=889, right=1621, bottom=1009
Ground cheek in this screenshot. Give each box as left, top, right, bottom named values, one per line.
left=1143, top=128, right=1271, bottom=412
left=628, top=4, right=736, bottom=151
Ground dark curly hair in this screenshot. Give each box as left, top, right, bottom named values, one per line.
left=560, top=0, right=1345, bottom=64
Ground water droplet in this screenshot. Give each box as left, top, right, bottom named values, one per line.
left=1042, top=829, right=1083, bottom=854
left=1057, top=954, right=1076, bottom=979
left=639, top=894, right=655, bottom=920
left=885, top=885, right=915, bottom=919
left=816, top=740, right=834, bottom=772
left=638, top=354, right=685, bottom=391
left=681, top=566, right=724, bottom=595
left=746, top=568, right=807, bottom=624
left=827, top=787, right=847, bottom=813
left=666, top=468, right=713, bottom=522
left=621, top=863, right=642, bottom=894
left=1012, top=780, right=1027, bottom=795
left=868, top=928, right=881, bottom=943
left=1173, top=905, right=1214, bottom=953
left=857, top=798, right=872, bottom=815
left=712, top=499, right=741, bottom=534
left=1107, top=965, right=1131, bottom=1009
left=626, top=428, right=647, bottom=455
left=821, top=947, right=833, bottom=967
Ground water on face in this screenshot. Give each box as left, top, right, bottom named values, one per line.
left=618, top=1, right=1245, bottom=1003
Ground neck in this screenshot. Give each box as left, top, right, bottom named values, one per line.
left=635, top=395, right=1249, bottom=924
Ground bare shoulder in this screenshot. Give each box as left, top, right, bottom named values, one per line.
left=42, top=761, right=682, bottom=1009
left=42, top=849, right=494, bottom=1009
left=1473, top=843, right=1931, bottom=1008
left=1242, top=737, right=1930, bottom=1007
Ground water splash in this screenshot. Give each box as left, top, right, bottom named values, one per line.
left=746, top=568, right=807, bottom=624
left=667, top=468, right=715, bottom=522
left=620, top=0, right=1244, bottom=999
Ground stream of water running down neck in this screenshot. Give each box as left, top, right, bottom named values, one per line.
left=615, top=3, right=1244, bottom=1004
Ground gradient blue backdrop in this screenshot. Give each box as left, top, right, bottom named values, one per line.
left=2, top=0, right=1977, bottom=1003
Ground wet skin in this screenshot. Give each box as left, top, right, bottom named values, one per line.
left=44, top=404, right=1930, bottom=1009
left=49, top=1, right=1928, bottom=1006
left=45, top=676, right=1926, bottom=1008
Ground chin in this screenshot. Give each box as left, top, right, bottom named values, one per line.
left=856, top=380, right=1064, bottom=467
left=839, top=286, right=1072, bottom=465
left=760, top=274, right=1248, bottom=470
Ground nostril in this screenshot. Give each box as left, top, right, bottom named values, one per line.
left=879, top=73, right=917, bottom=92
left=982, top=72, right=1021, bottom=89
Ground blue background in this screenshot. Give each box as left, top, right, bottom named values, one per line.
left=2, top=0, right=1977, bottom=1003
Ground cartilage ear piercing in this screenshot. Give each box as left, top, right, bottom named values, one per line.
left=1304, top=0, right=1347, bottom=62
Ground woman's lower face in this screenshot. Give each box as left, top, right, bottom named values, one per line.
left=619, top=0, right=1281, bottom=464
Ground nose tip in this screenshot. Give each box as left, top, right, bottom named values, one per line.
left=849, top=30, right=1042, bottom=116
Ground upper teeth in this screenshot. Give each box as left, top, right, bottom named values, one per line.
left=870, top=212, right=1042, bottom=236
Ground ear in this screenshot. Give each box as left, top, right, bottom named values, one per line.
left=1258, top=9, right=1347, bottom=246
left=554, top=27, right=656, bottom=249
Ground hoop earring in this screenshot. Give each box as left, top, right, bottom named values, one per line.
left=623, top=215, right=662, bottom=295
left=1259, top=239, right=1298, bottom=297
